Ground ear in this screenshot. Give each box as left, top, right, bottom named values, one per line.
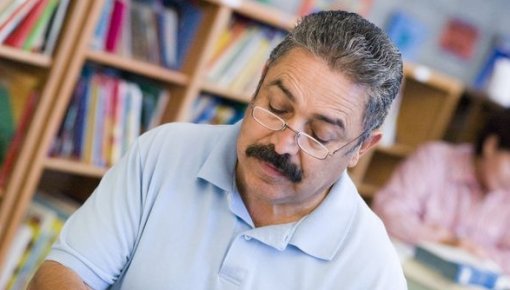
left=347, top=130, right=382, bottom=168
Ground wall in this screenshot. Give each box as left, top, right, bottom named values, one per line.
left=366, top=0, right=510, bottom=86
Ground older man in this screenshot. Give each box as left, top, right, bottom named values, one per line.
left=30, top=10, right=404, bottom=289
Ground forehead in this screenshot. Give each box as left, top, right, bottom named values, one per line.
left=260, top=48, right=368, bottom=129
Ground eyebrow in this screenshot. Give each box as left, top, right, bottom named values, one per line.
left=267, top=79, right=346, bottom=130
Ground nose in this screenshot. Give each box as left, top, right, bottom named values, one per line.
left=271, top=125, right=300, bottom=156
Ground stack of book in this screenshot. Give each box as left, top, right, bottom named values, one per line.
left=190, top=94, right=247, bottom=125
left=91, top=0, right=202, bottom=69
left=0, top=191, right=80, bottom=290
left=256, top=0, right=374, bottom=16
left=205, top=17, right=285, bottom=94
left=414, top=242, right=506, bottom=289
left=50, top=65, right=171, bottom=168
left=0, top=0, right=70, bottom=55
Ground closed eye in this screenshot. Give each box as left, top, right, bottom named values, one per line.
left=268, top=104, right=287, bottom=115
left=311, top=132, right=330, bottom=144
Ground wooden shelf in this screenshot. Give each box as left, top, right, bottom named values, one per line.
left=44, top=157, right=107, bottom=178
left=0, top=45, right=52, bottom=67
left=376, top=143, right=415, bottom=157
left=86, top=50, right=190, bottom=85
left=358, top=183, right=379, bottom=199
left=404, top=62, right=463, bottom=94
left=201, top=81, right=252, bottom=103
left=204, top=0, right=297, bottom=30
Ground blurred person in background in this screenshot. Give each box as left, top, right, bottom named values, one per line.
left=373, top=108, right=510, bottom=274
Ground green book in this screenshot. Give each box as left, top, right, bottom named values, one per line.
left=22, top=0, right=59, bottom=51
left=0, top=84, right=15, bottom=165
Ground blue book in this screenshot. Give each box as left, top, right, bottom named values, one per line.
left=474, top=48, right=510, bottom=89
left=162, top=0, right=203, bottom=69
left=415, top=243, right=501, bottom=289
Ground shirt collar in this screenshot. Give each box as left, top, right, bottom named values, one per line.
left=196, top=122, right=359, bottom=260
left=196, top=122, right=241, bottom=193
left=195, top=121, right=254, bottom=225
left=244, top=172, right=359, bottom=261
left=289, top=171, right=359, bottom=260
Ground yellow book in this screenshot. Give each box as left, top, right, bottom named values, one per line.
left=82, top=75, right=100, bottom=164
left=0, top=63, right=40, bottom=124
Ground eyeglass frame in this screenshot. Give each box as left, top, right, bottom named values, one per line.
left=250, top=104, right=368, bottom=160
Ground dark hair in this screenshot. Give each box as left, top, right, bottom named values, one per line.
left=257, top=10, right=403, bottom=144
left=475, top=108, right=510, bottom=155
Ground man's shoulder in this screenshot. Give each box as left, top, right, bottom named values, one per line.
left=140, top=122, right=234, bottom=148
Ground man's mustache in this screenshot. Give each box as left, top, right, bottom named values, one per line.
left=246, top=144, right=303, bottom=183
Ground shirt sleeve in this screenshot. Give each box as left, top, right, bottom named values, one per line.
left=486, top=222, right=510, bottom=275
left=371, top=143, right=450, bottom=244
left=46, top=138, right=145, bottom=290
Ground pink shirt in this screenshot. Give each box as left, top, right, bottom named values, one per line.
left=372, top=142, right=510, bottom=274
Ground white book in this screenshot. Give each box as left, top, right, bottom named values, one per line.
left=0, top=0, right=25, bottom=27
left=43, top=0, right=70, bottom=55
left=0, top=0, right=38, bottom=42
left=0, top=225, right=32, bottom=290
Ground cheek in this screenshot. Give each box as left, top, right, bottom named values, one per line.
left=304, top=158, right=347, bottom=183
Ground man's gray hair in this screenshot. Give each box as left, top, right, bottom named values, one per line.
left=266, top=10, right=403, bottom=143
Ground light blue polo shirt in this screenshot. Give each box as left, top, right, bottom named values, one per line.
left=47, top=122, right=406, bottom=290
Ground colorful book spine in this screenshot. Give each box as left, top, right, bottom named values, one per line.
left=42, top=0, right=69, bottom=55
left=21, top=0, right=58, bottom=51
left=3, top=0, right=48, bottom=48
left=0, top=0, right=38, bottom=42
left=104, top=0, right=126, bottom=53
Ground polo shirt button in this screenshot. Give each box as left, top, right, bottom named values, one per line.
left=243, top=235, right=252, bottom=240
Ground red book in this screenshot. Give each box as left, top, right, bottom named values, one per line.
left=0, top=0, right=39, bottom=42
left=104, top=0, right=126, bottom=52
left=4, top=0, right=48, bottom=48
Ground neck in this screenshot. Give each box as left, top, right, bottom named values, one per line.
left=236, top=175, right=329, bottom=227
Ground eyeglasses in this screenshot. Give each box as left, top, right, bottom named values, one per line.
left=251, top=105, right=366, bottom=160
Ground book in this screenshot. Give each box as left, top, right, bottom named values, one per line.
left=485, top=56, right=510, bottom=107
left=207, top=27, right=256, bottom=82
left=0, top=224, right=32, bottom=290
left=0, top=0, right=28, bottom=28
left=6, top=201, right=58, bottom=290
left=3, top=0, right=48, bottom=48
left=116, top=0, right=131, bottom=57
left=379, top=89, right=402, bottom=147
left=104, top=0, right=126, bottom=53
left=148, top=90, right=170, bottom=129
left=91, top=0, right=113, bottom=50
left=42, top=0, right=69, bottom=55
left=475, top=37, right=510, bottom=90
left=414, top=242, right=502, bottom=289
left=0, top=83, right=15, bottom=165
left=0, top=1, right=18, bottom=20
left=163, top=0, right=203, bottom=69
left=157, top=5, right=178, bottom=68
left=0, top=0, right=38, bottom=42
left=0, top=91, right=39, bottom=188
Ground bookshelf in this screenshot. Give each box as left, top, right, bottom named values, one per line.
left=0, top=0, right=92, bottom=283
left=349, top=63, right=464, bottom=199
left=0, top=0, right=468, bottom=281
